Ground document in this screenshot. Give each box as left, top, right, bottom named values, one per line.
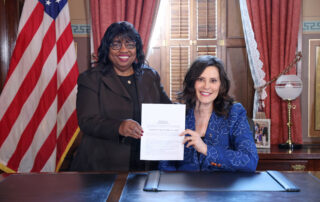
left=140, top=104, right=186, bottom=160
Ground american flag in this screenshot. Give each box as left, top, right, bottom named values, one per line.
left=0, top=0, right=79, bottom=172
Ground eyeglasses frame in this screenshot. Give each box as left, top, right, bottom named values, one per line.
left=110, top=41, right=136, bottom=50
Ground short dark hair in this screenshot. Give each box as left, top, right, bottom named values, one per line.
left=179, top=55, right=234, bottom=117
left=96, top=21, right=145, bottom=73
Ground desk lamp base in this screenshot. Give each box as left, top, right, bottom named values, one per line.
left=278, top=143, right=302, bottom=150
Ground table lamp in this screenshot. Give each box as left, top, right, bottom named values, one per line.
left=275, top=75, right=303, bottom=150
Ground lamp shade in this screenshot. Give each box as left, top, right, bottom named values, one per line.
left=275, top=75, right=303, bottom=100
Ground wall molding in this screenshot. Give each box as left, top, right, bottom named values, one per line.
left=303, top=21, right=320, bottom=33
left=71, top=24, right=90, bottom=36
left=72, top=22, right=320, bottom=35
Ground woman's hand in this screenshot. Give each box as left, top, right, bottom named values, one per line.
left=119, top=119, right=143, bottom=139
left=180, top=129, right=207, bottom=155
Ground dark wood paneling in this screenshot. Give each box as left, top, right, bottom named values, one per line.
left=227, top=0, right=244, bottom=38
left=0, top=0, right=23, bottom=93
left=73, top=37, right=91, bottom=74
left=147, top=47, right=161, bottom=76
left=226, top=47, right=253, bottom=117
left=147, top=46, right=170, bottom=96
left=220, top=0, right=254, bottom=117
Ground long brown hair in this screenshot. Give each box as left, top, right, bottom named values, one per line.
left=178, top=55, right=234, bottom=117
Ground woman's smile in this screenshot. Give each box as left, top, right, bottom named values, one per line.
left=118, top=55, right=130, bottom=62
left=200, top=91, right=212, bottom=96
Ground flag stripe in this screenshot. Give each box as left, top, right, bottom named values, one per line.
left=0, top=21, right=56, bottom=148
left=16, top=0, right=39, bottom=33
left=53, top=0, right=69, bottom=38
left=18, top=98, right=57, bottom=172
left=57, top=40, right=77, bottom=86
left=58, top=62, right=78, bottom=110
left=57, top=24, right=73, bottom=63
left=42, top=147, right=57, bottom=172
left=31, top=124, right=57, bottom=172
left=57, top=86, right=77, bottom=135
left=7, top=73, right=57, bottom=170
left=4, top=3, right=44, bottom=84
left=57, top=110, right=78, bottom=162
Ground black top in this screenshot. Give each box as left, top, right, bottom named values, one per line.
left=118, top=74, right=140, bottom=123
left=118, top=74, right=145, bottom=171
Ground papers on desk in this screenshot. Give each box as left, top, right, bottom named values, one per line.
left=140, top=104, right=186, bottom=160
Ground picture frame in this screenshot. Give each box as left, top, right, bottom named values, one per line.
left=252, top=119, right=271, bottom=148
left=308, top=39, right=320, bottom=137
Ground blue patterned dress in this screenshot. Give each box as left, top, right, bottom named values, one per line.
left=159, top=103, right=259, bottom=172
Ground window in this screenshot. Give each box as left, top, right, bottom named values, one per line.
left=147, top=0, right=253, bottom=117
left=148, top=0, right=218, bottom=102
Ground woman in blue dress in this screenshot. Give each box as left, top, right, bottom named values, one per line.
left=159, top=55, right=258, bottom=172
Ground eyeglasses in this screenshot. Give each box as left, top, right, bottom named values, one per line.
left=110, top=41, right=136, bottom=50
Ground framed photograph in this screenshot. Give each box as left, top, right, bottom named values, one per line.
left=252, top=119, right=271, bottom=148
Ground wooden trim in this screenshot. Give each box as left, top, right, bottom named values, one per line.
left=107, top=172, right=129, bottom=202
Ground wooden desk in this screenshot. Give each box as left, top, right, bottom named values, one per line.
left=257, top=144, right=320, bottom=171
left=0, top=171, right=319, bottom=202
left=0, top=173, right=116, bottom=202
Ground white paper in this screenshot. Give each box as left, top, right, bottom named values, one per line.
left=140, top=104, right=186, bottom=160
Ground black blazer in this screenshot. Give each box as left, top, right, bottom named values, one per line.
left=70, top=64, right=171, bottom=171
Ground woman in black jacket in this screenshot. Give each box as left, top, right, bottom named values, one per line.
left=70, top=21, right=171, bottom=171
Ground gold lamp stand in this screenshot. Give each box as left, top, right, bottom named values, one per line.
left=278, top=100, right=302, bottom=150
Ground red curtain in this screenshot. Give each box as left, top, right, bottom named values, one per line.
left=90, top=0, right=159, bottom=55
left=246, top=0, right=302, bottom=144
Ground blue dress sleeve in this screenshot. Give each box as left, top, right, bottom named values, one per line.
left=201, top=103, right=259, bottom=172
